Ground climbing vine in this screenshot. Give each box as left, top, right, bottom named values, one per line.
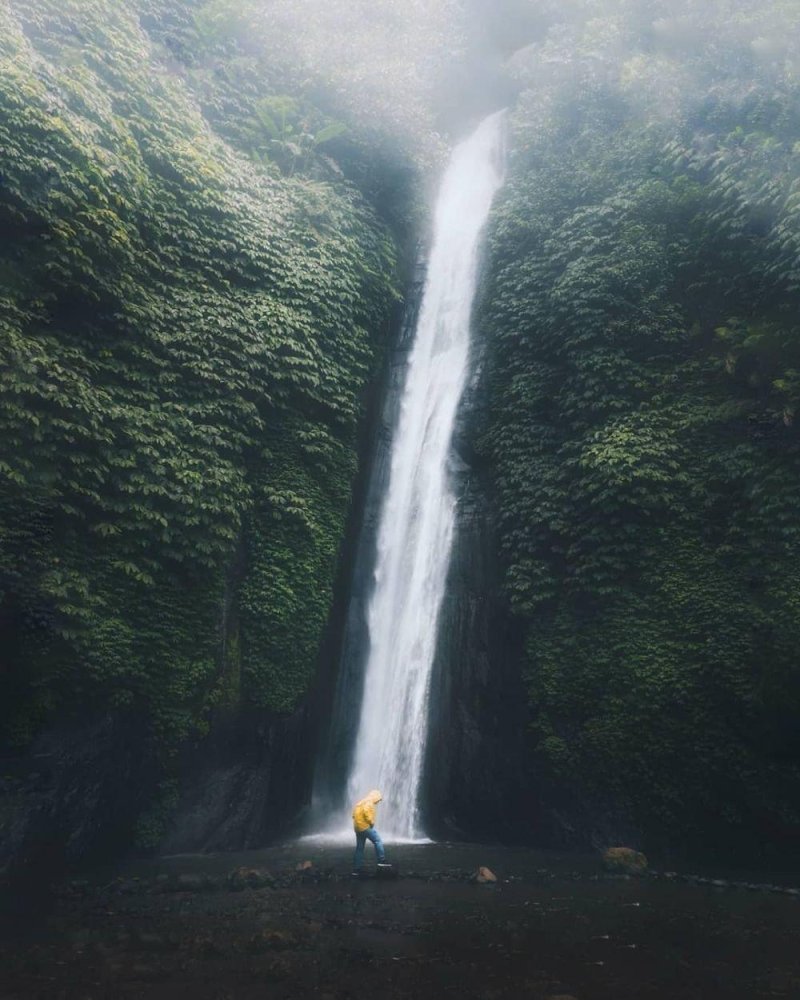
left=0, top=0, right=402, bottom=790
left=481, top=0, right=800, bottom=848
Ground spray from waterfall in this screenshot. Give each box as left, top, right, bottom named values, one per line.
left=344, top=111, right=506, bottom=840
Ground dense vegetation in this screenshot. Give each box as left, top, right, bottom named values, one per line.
left=481, top=0, right=800, bottom=850
left=0, top=0, right=407, bottom=840
left=3, top=0, right=800, bottom=860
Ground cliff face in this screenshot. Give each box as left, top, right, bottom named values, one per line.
left=476, top=7, right=800, bottom=856
left=425, top=338, right=656, bottom=851
left=422, top=348, right=533, bottom=841
left=0, top=0, right=406, bottom=873
left=0, top=716, right=155, bottom=883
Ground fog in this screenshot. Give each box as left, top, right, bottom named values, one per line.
left=207, top=0, right=799, bottom=157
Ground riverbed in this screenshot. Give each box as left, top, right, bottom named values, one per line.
left=2, top=842, right=799, bottom=998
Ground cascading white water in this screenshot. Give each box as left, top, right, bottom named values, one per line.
left=345, top=111, right=506, bottom=840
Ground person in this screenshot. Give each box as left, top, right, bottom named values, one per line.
left=351, top=788, right=390, bottom=875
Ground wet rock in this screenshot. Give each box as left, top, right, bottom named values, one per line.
left=0, top=715, right=155, bottom=883
left=474, top=866, right=497, bottom=884
left=602, top=847, right=648, bottom=875
left=227, top=866, right=275, bottom=891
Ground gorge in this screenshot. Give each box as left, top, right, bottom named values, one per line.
left=2, top=0, right=800, bottom=890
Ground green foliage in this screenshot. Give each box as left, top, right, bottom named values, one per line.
left=0, top=0, right=400, bottom=780
left=482, top=27, right=800, bottom=846
left=218, top=0, right=459, bottom=168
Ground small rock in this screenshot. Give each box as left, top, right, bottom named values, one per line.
left=296, top=860, right=314, bottom=872
left=227, top=866, right=274, bottom=891
left=602, top=847, right=648, bottom=876
left=474, top=866, right=497, bottom=884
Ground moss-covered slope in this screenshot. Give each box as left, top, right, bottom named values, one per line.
left=0, top=0, right=401, bottom=839
left=481, top=2, right=800, bottom=851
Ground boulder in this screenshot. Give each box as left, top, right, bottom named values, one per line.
left=474, top=866, right=497, bottom=883
left=295, top=860, right=314, bottom=872
left=602, top=847, right=648, bottom=875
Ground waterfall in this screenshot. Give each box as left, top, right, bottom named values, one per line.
left=343, top=112, right=507, bottom=840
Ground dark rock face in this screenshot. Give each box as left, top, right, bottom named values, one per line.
left=159, top=707, right=313, bottom=854
left=0, top=715, right=154, bottom=882
left=422, top=345, right=536, bottom=841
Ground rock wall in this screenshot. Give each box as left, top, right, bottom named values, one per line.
left=158, top=707, right=313, bottom=854
left=422, top=341, right=535, bottom=841
left=0, top=715, right=155, bottom=882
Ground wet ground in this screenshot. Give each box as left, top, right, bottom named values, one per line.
left=2, top=841, right=800, bottom=999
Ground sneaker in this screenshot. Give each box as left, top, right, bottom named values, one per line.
left=351, top=871, right=361, bottom=877
left=377, top=862, right=392, bottom=868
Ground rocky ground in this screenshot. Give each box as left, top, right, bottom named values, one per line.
left=2, top=842, right=800, bottom=999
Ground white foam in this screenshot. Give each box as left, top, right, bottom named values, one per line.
left=344, top=113, right=507, bottom=839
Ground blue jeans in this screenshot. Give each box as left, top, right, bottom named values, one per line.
left=353, top=827, right=385, bottom=869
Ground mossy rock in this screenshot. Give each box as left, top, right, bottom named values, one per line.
left=602, top=847, right=648, bottom=875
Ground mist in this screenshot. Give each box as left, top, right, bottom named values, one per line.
left=200, top=0, right=800, bottom=155
left=3, top=0, right=800, bottom=993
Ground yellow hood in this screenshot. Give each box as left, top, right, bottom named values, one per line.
left=352, top=789, right=383, bottom=831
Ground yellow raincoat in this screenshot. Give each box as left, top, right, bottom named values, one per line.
left=352, top=789, right=383, bottom=832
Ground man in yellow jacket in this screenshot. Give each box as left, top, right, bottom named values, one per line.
left=352, top=789, right=389, bottom=875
